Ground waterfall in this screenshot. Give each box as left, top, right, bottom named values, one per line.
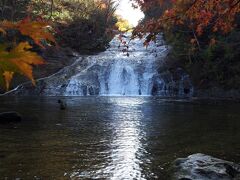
left=62, top=33, right=193, bottom=96
left=10, top=33, right=192, bottom=96
left=107, top=61, right=139, bottom=95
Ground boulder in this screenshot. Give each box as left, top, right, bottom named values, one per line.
left=173, top=153, right=240, bottom=180
left=0, top=112, right=22, bottom=123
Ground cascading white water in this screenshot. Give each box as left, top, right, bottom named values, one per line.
left=107, top=60, right=139, bottom=95
left=8, top=33, right=193, bottom=96
left=63, top=33, right=179, bottom=96
left=21, top=33, right=192, bottom=97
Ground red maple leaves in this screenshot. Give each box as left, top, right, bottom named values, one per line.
left=132, top=0, right=240, bottom=44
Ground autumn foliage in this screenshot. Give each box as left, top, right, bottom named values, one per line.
left=0, top=17, right=55, bottom=90
left=132, top=0, right=240, bottom=44
left=129, top=0, right=240, bottom=89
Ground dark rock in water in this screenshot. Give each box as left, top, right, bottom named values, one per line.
left=172, top=153, right=240, bottom=180
left=184, top=88, right=190, bottom=94
left=0, top=112, right=22, bottom=123
left=58, top=99, right=67, bottom=110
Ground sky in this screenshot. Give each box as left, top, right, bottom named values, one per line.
left=115, top=0, right=144, bottom=27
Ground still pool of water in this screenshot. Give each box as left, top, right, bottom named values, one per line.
left=0, top=97, right=240, bottom=179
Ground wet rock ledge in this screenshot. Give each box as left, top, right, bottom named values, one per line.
left=173, top=153, right=240, bottom=180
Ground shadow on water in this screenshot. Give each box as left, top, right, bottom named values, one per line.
left=0, top=96, right=240, bottom=179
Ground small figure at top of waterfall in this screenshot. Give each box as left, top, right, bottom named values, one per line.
left=58, top=99, right=67, bottom=110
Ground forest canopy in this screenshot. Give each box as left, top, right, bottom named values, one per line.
left=132, top=0, right=240, bottom=89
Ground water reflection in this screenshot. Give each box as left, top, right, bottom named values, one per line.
left=103, top=98, right=150, bottom=179
left=1, top=97, right=240, bottom=179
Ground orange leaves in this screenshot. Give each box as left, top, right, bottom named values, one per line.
left=0, top=18, right=55, bottom=90
left=9, top=42, right=45, bottom=84
left=17, top=18, right=56, bottom=48
left=0, top=20, right=16, bottom=29
left=0, top=42, right=45, bottom=90
left=3, top=72, right=14, bottom=91
left=1, top=17, right=56, bottom=48
left=0, top=28, right=6, bottom=35
left=186, top=0, right=239, bottom=35
left=133, top=0, right=240, bottom=46
left=95, top=0, right=107, bottom=9
left=199, top=10, right=213, bottom=26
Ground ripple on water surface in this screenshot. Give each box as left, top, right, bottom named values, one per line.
left=0, top=97, right=240, bottom=179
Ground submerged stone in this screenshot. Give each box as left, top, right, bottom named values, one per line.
left=0, top=112, right=22, bottom=123
left=58, top=99, right=67, bottom=110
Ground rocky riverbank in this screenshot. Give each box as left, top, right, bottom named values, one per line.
left=193, top=88, right=240, bottom=100
left=172, top=153, right=240, bottom=180
left=161, top=55, right=240, bottom=100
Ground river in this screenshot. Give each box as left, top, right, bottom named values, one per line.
left=0, top=96, right=240, bottom=179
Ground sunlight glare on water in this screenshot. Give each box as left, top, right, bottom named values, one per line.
left=70, top=97, right=152, bottom=179
left=105, top=98, right=148, bottom=179
left=1, top=97, right=240, bottom=179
